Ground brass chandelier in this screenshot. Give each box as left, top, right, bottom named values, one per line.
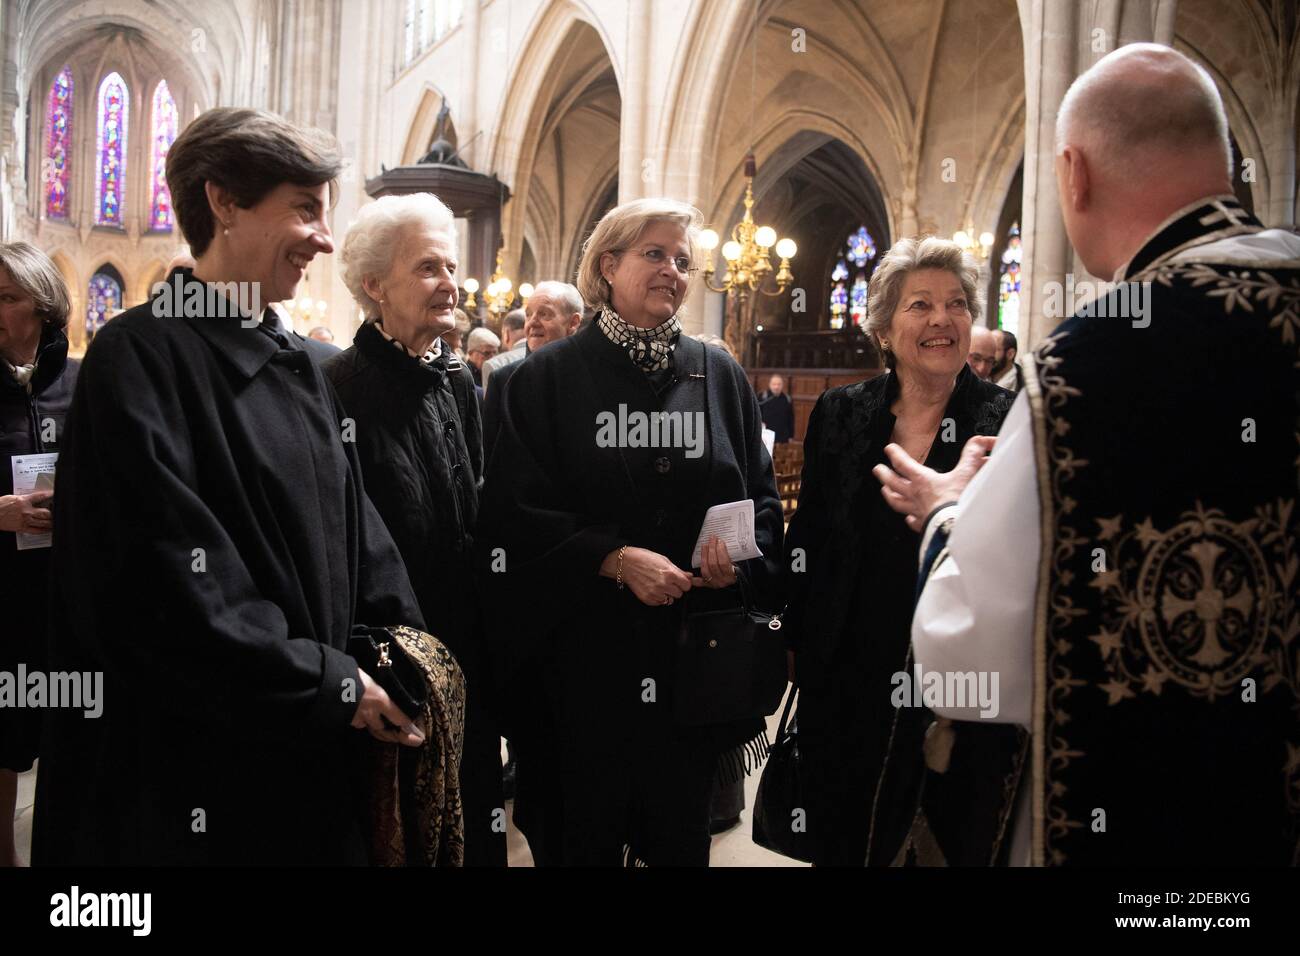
left=462, top=248, right=533, bottom=322
left=699, top=153, right=797, bottom=301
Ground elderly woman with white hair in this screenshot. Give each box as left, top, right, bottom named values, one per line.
left=324, top=192, right=504, bottom=866
left=781, top=236, right=1014, bottom=866
left=477, top=198, right=783, bottom=866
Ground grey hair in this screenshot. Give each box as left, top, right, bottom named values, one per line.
left=866, top=236, right=981, bottom=362
left=576, top=197, right=704, bottom=308
left=1055, top=43, right=1232, bottom=181
left=693, top=332, right=735, bottom=359
left=502, top=308, right=526, bottom=333
left=0, top=241, right=71, bottom=329
left=529, top=280, right=583, bottom=318
left=341, top=192, right=458, bottom=320
left=466, top=326, right=500, bottom=351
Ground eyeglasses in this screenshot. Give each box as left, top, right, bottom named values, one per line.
left=617, top=246, right=697, bottom=277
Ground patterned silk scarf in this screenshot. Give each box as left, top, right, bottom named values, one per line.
left=596, top=305, right=681, bottom=372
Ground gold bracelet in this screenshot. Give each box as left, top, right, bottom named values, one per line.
left=615, top=545, right=628, bottom=589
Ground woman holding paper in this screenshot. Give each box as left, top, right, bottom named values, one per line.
left=0, top=241, right=76, bottom=866
left=477, top=198, right=783, bottom=866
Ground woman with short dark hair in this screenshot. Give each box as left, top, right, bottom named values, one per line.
left=34, top=109, right=433, bottom=865
left=0, top=241, right=75, bottom=866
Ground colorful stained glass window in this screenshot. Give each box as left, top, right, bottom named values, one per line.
left=829, top=259, right=848, bottom=329
left=828, top=226, right=879, bottom=329
left=149, top=80, right=178, bottom=231
left=850, top=275, right=869, bottom=328
left=86, top=271, right=122, bottom=339
left=94, top=72, right=129, bottom=227
left=44, top=67, right=74, bottom=220
left=997, top=222, right=1022, bottom=335
left=846, top=226, right=876, bottom=268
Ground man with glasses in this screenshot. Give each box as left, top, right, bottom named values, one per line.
left=465, top=326, right=500, bottom=392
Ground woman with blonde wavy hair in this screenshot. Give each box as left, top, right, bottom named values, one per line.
left=477, top=198, right=783, bottom=866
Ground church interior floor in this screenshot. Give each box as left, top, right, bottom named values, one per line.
left=13, top=694, right=805, bottom=868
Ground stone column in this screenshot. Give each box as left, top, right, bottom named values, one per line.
left=1261, top=95, right=1297, bottom=227
left=1017, top=0, right=1177, bottom=348
left=461, top=0, right=483, bottom=169
left=618, top=0, right=652, bottom=202
left=1017, top=0, right=1078, bottom=349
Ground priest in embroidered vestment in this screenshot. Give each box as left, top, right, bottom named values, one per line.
left=875, top=44, right=1300, bottom=866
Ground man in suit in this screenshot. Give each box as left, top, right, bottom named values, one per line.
left=758, top=373, right=795, bottom=443
left=481, top=308, right=526, bottom=391
left=482, top=282, right=582, bottom=463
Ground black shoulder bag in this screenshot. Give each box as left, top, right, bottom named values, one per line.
left=673, top=573, right=787, bottom=727
left=752, top=685, right=812, bottom=862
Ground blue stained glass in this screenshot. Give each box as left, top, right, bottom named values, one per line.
left=45, top=67, right=73, bottom=219
left=846, top=226, right=876, bottom=268
left=86, top=272, right=122, bottom=338
left=95, top=72, right=129, bottom=226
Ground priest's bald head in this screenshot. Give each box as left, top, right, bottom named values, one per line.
left=1054, top=43, right=1234, bottom=278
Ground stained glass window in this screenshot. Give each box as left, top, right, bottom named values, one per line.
left=86, top=270, right=123, bottom=339
left=997, top=222, right=1022, bottom=335
left=846, top=226, right=876, bottom=268
left=94, top=72, right=129, bottom=227
left=149, top=80, right=178, bottom=231
left=44, top=67, right=74, bottom=220
left=828, top=226, right=877, bottom=329
left=850, top=276, right=869, bottom=328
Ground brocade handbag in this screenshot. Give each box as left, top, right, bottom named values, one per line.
left=752, top=685, right=812, bottom=862
left=673, top=574, right=787, bottom=727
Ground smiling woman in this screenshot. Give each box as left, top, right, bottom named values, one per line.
left=33, top=109, right=439, bottom=866
left=780, top=234, right=1014, bottom=866
left=163, top=108, right=341, bottom=308
left=476, top=197, right=784, bottom=867
left=324, top=191, right=506, bottom=866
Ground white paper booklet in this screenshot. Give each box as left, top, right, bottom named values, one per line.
left=690, top=499, right=763, bottom=569
left=11, top=452, right=57, bottom=550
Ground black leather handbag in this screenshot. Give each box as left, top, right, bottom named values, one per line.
left=348, top=625, right=428, bottom=722
left=752, top=685, right=812, bottom=862
left=673, top=575, right=787, bottom=727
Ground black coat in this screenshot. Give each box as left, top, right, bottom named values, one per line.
left=324, top=323, right=482, bottom=660
left=476, top=322, right=783, bottom=863
left=323, top=323, right=505, bottom=866
left=758, top=391, right=795, bottom=444
left=1, top=325, right=78, bottom=771
left=480, top=351, right=520, bottom=469
left=33, top=269, right=425, bottom=865
left=782, top=365, right=1013, bottom=865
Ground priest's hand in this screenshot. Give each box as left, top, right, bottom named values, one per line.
left=351, top=669, right=425, bottom=747
left=691, top=535, right=739, bottom=589
left=873, top=435, right=997, bottom=532
left=601, top=546, right=694, bottom=606
left=0, top=491, right=53, bottom=534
